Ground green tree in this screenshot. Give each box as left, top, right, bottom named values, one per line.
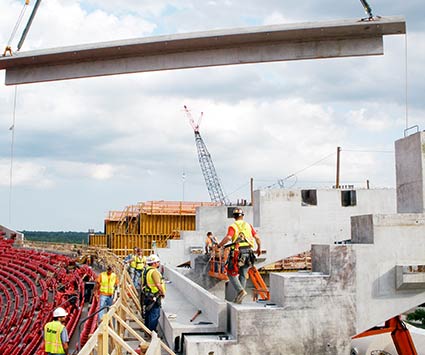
left=407, top=309, right=425, bottom=325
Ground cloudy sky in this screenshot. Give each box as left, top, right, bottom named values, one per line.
left=0, top=0, right=424, bottom=231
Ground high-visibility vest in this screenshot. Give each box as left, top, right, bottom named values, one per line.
left=231, top=220, right=255, bottom=249
left=128, top=254, right=136, bottom=268
left=143, top=267, right=165, bottom=295
left=44, top=320, right=65, bottom=354
left=133, top=255, right=146, bottom=270
left=99, top=272, right=117, bottom=296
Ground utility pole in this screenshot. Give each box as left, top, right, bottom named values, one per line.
left=250, top=177, right=254, bottom=206
left=336, top=146, right=341, bottom=188
left=182, top=170, right=186, bottom=201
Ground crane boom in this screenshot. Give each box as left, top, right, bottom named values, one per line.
left=184, top=106, right=230, bottom=205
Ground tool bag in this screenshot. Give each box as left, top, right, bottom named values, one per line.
left=238, top=247, right=256, bottom=267
left=225, top=248, right=239, bottom=276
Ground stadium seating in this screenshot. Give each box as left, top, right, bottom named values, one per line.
left=0, top=236, right=98, bottom=354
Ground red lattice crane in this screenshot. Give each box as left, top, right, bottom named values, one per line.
left=184, top=105, right=230, bottom=205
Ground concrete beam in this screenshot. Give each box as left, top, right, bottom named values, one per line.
left=0, top=16, right=405, bottom=85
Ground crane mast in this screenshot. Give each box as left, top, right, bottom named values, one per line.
left=184, top=106, right=230, bottom=205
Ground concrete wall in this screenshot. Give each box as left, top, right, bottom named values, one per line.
left=157, top=231, right=204, bottom=267
left=395, top=131, right=425, bottom=213
left=196, top=206, right=253, bottom=236
left=352, top=213, right=425, bottom=332
left=254, top=188, right=395, bottom=267
left=160, top=189, right=395, bottom=269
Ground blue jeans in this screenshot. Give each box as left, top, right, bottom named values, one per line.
left=98, top=294, right=113, bottom=322
left=145, top=303, right=161, bottom=331
left=228, top=263, right=249, bottom=294
left=128, top=267, right=135, bottom=282
left=133, top=269, right=142, bottom=288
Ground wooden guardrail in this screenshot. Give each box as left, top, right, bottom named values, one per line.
left=77, top=249, right=175, bottom=355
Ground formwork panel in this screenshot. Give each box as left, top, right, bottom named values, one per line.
left=139, top=214, right=196, bottom=235
left=105, top=220, right=119, bottom=235
left=89, top=234, right=107, bottom=247
left=108, top=234, right=170, bottom=257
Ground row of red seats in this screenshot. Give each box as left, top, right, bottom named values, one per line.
left=0, top=237, right=97, bottom=355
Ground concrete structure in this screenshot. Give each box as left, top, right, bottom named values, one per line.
left=395, top=132, right=425, bottom=213
left=154, top=133, right=425, bottom=354
left=157, top=206, right=253, bottom=267
left=160, top=190, right=396, bottom=269
left=255, top=187, right=395, bottom=267
left=0, top=225, right=24, bottom=244
left=0, top=17, right=405, bottom=85
left=160, top=266, right=227, bottom=350
left=196, top=205, right=253, bottom=236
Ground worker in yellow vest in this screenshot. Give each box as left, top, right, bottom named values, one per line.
left=94, top=265, right=118, bottom=322
left=218, top=208, right=261, bottom=304
left=141, top=254, right=166, bottom=331
left=130, top=248, right=146, bottom=289
left=44, top=307, right=69, bottom=355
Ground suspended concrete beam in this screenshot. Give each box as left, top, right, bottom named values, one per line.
left=0, top=16, right=405, bottom=85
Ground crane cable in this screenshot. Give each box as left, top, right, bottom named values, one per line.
left=3, top=0, right=30, bottom=56
left=9, top=86, right=18, bottom=226
left=5, top=0, right=30, bottom=223
left=404, top=33, right=409, bottom=130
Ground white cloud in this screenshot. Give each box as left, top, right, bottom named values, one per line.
left=263, top=11, right=293, bottom=25
left=0, top=159, right=53, bottom=188
left=347, top=108, right=389, bottom=132
left=88, top=164, right=114, bottom=180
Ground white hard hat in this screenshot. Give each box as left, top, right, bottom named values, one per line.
left=146, top=254, right=160, bottom=264
left=53, top=307, right=68, bottom=318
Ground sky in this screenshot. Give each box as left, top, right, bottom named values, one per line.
left=0, top=0, right=424, bottom=231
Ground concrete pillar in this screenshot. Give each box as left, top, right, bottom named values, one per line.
left=395, top=131, right=425, bottom=213
left=311, top=244, right=331, bottom=274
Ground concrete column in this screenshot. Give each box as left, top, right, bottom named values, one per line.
left=311, top=244, right=330, bottom=274
left=395, top=131, right=425, bottom=213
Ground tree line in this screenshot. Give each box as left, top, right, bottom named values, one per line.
left=19, top=230, right=94, bottom=244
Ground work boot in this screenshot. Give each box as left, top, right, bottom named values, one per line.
left=234, top=289, right=247, bottom=304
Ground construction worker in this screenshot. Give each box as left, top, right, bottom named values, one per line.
left=131, top=248, right=146, bottom=289
left=205, top=231, right=219, bottom=254
left=94, top=265, right=118, bottom=322
left=44, top=307, right=69, bottom=355
left=218, top=208, right=261, bottom=304
left=124, top=247, right=139, bottom=283
left=141, top=254, right=166, bottom=331
left=205, top=231, right=222, bottom=272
